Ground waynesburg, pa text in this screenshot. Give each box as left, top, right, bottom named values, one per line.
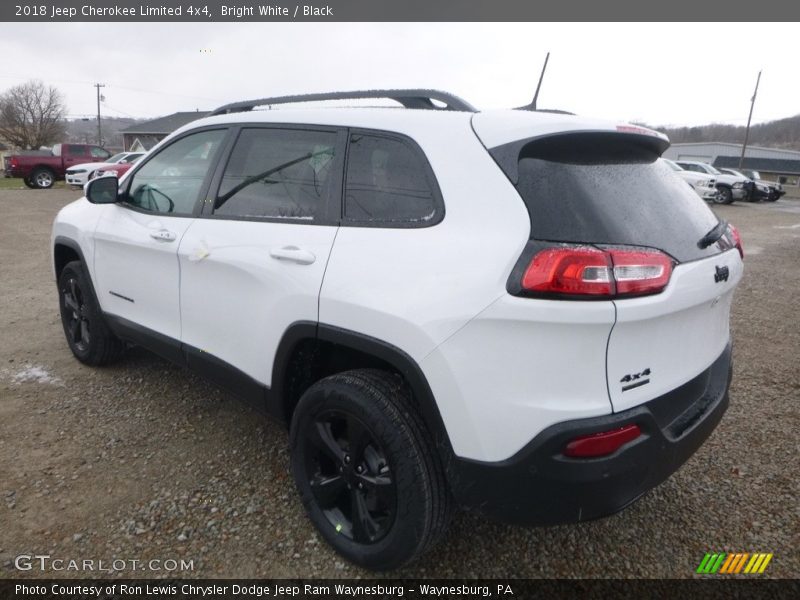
left=14, top=583, right=515, bottom=597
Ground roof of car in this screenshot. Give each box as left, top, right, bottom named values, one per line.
left=174, top=106, right=664, bottom=150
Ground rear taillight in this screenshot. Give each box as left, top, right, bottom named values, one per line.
left=728, top=224, right=744, bottom=259
left=521, top=246, right=673, bottom=299
left=522, top=247, right=613, bottom=296
left=563, top=424, right=641, bottom=458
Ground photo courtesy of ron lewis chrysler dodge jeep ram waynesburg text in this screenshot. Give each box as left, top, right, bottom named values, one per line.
left=50, top=90, right=743, bottom=571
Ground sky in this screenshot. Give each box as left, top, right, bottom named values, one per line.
left=1, top=22, right=797, bottom=127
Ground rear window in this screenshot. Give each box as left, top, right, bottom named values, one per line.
left=493, top=133, right=721, bottom=263
left=344, top=133, right=441, bottom=225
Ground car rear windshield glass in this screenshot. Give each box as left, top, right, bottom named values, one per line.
left=502, top=133, right=721, bottom=263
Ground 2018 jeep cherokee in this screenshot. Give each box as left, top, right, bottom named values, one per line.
left=51, top=90, right=743, bottom=571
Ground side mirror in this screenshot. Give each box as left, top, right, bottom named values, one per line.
left=85, top=176, right=119, bottom=204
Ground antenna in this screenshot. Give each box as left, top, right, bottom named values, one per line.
left=531, top=52, right=550, bottom=111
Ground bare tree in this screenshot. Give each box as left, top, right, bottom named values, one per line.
left=0, top=80, right=67, bottom=150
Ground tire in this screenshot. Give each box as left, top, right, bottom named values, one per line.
left=23, top=177, right=37, bottom=189
left=58, top=261, right=124, bottom=366
left=289, top=369, right=451, bottom=571
left=714, top=186, right=734, bottom=204
left=30, top=167, right=55, bottom=189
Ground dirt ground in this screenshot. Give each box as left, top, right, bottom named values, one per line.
left=1, top=186, right=798, bottom=579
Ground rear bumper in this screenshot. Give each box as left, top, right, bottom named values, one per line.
left=447, top=342, right=732, bottom=525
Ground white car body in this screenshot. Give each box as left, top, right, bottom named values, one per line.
left=51, top=92, right=743, bottom=561
left=65, top=152, right=144, bottom=187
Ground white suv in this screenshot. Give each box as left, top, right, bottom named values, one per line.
left=51, top=90, right=744, bottom=571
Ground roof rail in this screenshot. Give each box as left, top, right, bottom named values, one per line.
left=209, top=89, right=477, bottom=116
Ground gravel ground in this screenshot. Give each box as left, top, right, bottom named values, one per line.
left=0, top=186, right=798, bottom=579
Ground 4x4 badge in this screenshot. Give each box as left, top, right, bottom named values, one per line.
left=714, top=265, right=730, bottom=283
left=620, top=368, right=651, bottom=392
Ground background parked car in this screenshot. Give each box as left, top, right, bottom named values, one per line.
left=662, top=158, right=720, bottom=202
left=92, top=160, right=139, bottom=181
left=676, top=160, right=748, bottom=204
left=66, top=152, right=144, bottom=187
left=4, top=143, right=111, bottom=189
left=720, top=168, right=784, bottom=202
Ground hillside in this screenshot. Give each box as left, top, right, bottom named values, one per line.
left=64, top=117, right=142, bottom=151
left=649, top=114, right=800, bottom=151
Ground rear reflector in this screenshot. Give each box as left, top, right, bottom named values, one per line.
left=728, top=224, right=744, bottom=259
left=563, top=424, right=641, bottom=458
left=521, top=246, right=673, bottom=298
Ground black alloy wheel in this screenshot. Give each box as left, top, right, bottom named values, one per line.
left=290, top=369, right=451, bottom=571
left=61, top=275, right=91, bottom=353
left=304, top=410, right=396, bottom=544
left=57, top=261, right=124, bottom=365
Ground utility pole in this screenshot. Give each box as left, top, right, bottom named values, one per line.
left=94, top=83, right=106, bottom=146
left=739, top=70, right=761, bottom=169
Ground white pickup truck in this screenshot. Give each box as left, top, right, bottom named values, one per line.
left=663, top=159, right=720, bottom=203
left=676, top=160, right=748, bottom=204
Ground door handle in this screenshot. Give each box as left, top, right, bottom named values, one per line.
left=149, top=229, right=177, bottom=242
left=269, top=246, right=316, bottom=265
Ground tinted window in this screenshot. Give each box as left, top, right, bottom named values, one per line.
left=345, top=134, right=437, bottom=223
left=215, top=128, right=336, bottom=220
left=126, top=129, right=225, bottom=215
left=501, top=133, right=720, bottom=263
left=66, top=145, right=84, bottom=156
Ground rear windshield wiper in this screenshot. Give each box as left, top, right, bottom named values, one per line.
left=698, top=220, right=728, bottom=249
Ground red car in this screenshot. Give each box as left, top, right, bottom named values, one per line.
left=92, top=161, right=137, bottom=180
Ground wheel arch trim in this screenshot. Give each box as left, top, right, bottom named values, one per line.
left=272, top=321, right=457, bottom=462
left=53, top=236, right=98, bottom=300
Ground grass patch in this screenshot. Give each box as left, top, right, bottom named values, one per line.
left=0, top=176, right=67, bottom=190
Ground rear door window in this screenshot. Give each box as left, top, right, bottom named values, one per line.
left=344, top=133, right=441, bottom=225
left=493, top=133, right=721, bottom=263
left=214, top=128, right=338, bottom=221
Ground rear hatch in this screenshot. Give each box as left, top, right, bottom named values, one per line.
left=472, top=112, right=743, bottom=413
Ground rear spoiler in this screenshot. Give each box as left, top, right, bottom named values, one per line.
left=489, top=129, right=671, bottom=185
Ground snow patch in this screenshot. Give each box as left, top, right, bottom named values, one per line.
left=2, top=364, right=64, bottom=386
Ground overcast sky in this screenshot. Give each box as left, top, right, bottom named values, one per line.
left=1, top=22, right=797, bottom=126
